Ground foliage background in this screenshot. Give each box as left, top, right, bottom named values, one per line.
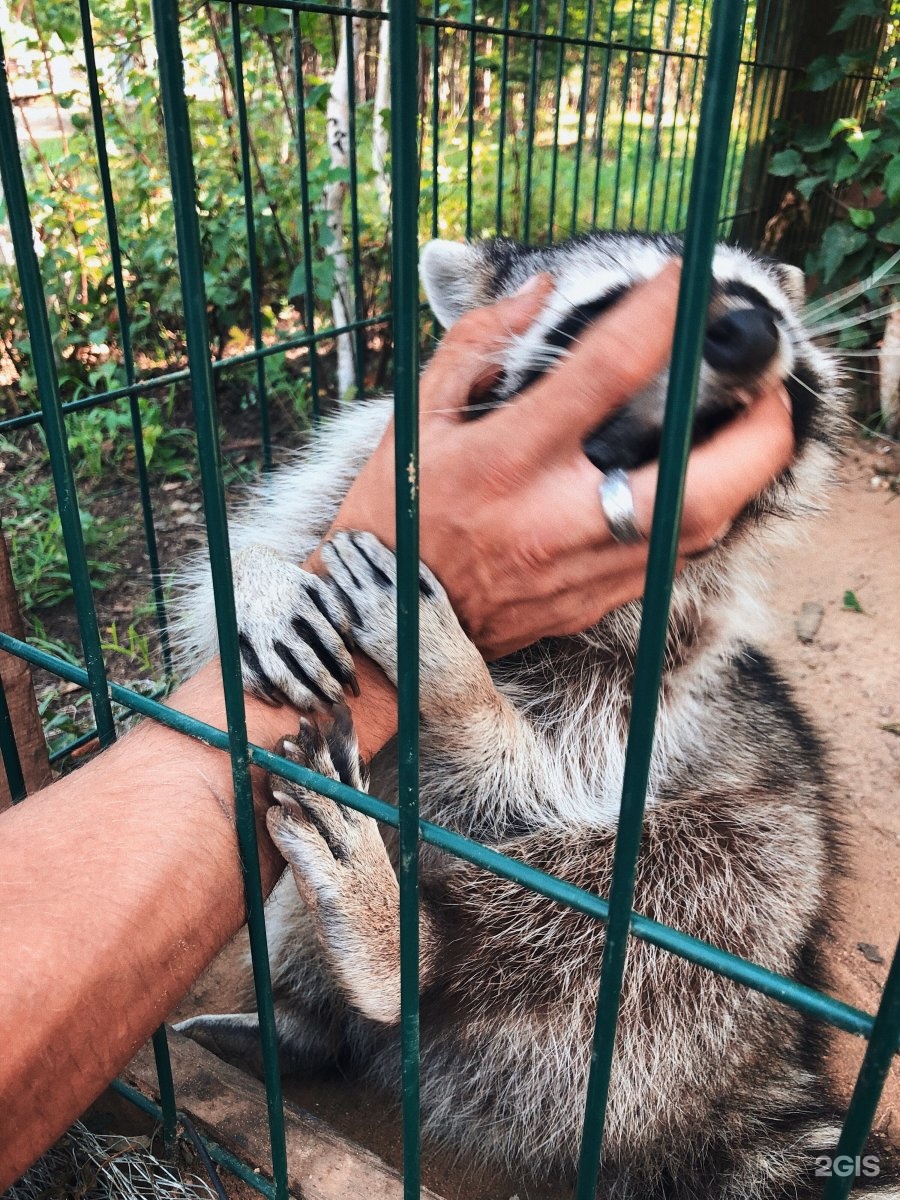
left=0, top=0, right=896, bottom=750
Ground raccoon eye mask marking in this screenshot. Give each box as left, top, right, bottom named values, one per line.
left=420, top=237, right=804, bottom=475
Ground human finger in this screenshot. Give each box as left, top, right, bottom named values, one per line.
left=484, top=260, right=682, bottom=465
left=418, top=273, right=555, bottom=418
left=671, top=385, right=793, bottom=552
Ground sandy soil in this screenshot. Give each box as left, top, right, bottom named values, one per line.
left=765, top=437, right=900, bottom=1140
left=175, top=436, right=900, bottom=1200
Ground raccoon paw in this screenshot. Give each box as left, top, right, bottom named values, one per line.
left=320, top=531, right=485, bottom=698
left=232, top=545, right=358, bottom=712
left=266, top=706, right=378, bottom=904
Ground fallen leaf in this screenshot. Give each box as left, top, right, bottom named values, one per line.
left=842, top=589, right=865, bottom=613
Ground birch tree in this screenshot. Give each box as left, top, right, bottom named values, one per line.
left=325, top=16, right=361, bottom=398
left=372, top=2, right=391, bottom=220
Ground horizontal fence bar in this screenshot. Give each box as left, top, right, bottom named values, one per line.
left=3, top=628, right=895, bottom=1053
left=205, top=0, right=801, bottom=71
left=0, top=309, right=424, bottom=435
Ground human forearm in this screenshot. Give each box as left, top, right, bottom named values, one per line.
left=0, top=656, right=395, bottom=1189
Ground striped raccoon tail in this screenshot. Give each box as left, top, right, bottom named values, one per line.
left=719, top=1111, right=900, bottom=1200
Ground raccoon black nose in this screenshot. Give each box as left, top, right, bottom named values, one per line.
left=704, top=308, right=778, bottom=374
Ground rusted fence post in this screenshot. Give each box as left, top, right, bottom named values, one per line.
left=0, top=527, right=50, bottom=808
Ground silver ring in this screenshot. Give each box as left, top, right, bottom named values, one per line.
left=599, top=468, right=644, bottom=545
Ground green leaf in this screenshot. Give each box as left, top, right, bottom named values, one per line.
left=842, top=589, right=864, bottom=613
left=769, top=148, right=804, bottom=177
left=829, top=117, right=859, bottom=139
left=287, top=263, right=307, bottom=303
left=820, top=224, right=868, bottom=284
left=796, top=174, right=828, bottom=201
left=847, top=128, right=881, bottom=161
left=876, top=217, right=900, bottom=245
left=848, top=207, right=875, bottom=229
left=885, top=157, right=900, bottom=205
left=834, top=151, right=860, bottom=185
left=806, top=56, right=844, bottom=92
left=829, top=0, right=883, bottom=32
left=795, top=128, right=834, bottom=153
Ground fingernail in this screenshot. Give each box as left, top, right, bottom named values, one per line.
left=779, top=386, right=793, bottom=413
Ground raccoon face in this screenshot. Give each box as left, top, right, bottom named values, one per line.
left=419, top=233, right=837, bottom=475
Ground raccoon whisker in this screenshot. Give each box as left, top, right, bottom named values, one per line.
left=848, top=418, right=900, bottom=446
left=803, top=249, right=900, bottom=319
left=825, top=347, right=900, bottom=358
left=787, top=370, right=900, bottom=446
left=806, top=299, right=900, bottom=337
left=786, top=370, right=828, bottom=405
left=804, top=275, right=900, bottom=322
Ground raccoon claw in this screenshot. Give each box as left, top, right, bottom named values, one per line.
left=232, top=546, right=358, bottom=713
left=267, top=709, right=371, bottom=889
left=320, top=531, right=451, bottom=685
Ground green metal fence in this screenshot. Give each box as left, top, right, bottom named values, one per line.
left=0, top=1, right=898, bottom=1198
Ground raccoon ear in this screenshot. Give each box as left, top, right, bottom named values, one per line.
left=776, top=263, right=807, bottom=311
left=419, top=239, right=489, bottom=328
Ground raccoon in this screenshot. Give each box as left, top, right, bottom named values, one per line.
left=174, top=232, right=898, bottom=1198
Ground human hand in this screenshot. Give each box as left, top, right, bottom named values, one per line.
left=327, top=262, right=795, bottom=660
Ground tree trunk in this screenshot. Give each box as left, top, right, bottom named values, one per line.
left=372, top=1, right=391, bottom=220
left=880, top=308, right=900, bottom=436
left=0, top=529, right=51, bottom=809
left=325, top=16, right=361, bottom=398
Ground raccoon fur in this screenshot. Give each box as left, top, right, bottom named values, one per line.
left=174, top=232, right=898, bottom=1198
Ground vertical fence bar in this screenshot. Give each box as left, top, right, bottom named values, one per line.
left=659, top=0, right=697, bottom=230
left=344, top=10, right=366, bottom=395
left=465, top=0, right=477, bottom=238
left=721, top=5, right=755, bottom=220
left=627, top=0, right=660, bottom=230
left=645, top=0, right=678, bottom=230
left=673, top=0, right=712, bottom=229
left=291, top=12, right=321, bottom=419
left=150, top=3, right=289, bottom=1196
left=522, top=0, right=541, bottom=240
left=431, top=0, right=440, bottom=239
left=494, top=0, right=511, bottom=234
left=590, top=0, right=618, bottom=226
left=611, top=0, right=639, bottom=228
left=573, top=2, right=746, bottom=1195
left=151, top=1027, right=178, bottom=1150
left=230, top=2, right=273, bottom=470
left=0, top=672, right=27, bottom=804
left=0, top=24, right=116, bottom=752
left=389, top=0, right=422, bottom=1194
left=570, top=0, right=596, bottom=234
left=822, top=940, right=900, bottom=1200
left=2, top=8, right=180, bottom=1134
left=547, top=0, right=569, bottom=241
left=78, top=0, right=174, bottom=679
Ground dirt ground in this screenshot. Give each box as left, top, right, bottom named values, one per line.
left=175, top=435, right=899, bottom=1200
left=766, top=437, right=900, bottom=1138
